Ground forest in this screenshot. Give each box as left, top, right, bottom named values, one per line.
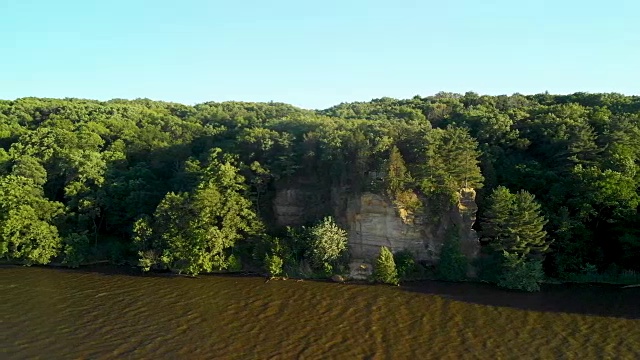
left=1, top=92, right=640, bottom=291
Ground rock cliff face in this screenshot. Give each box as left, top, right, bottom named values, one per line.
left=457, top=188, right=480, bottom=261
left=273, top=189, right=310, bottom=227
left=346, top=193, right=427, bottom=260
left=272, top=186, right=332, bottom=227
left=272, top=184, right=480, bottom=274
left=346, top=190, right=479, bottom=264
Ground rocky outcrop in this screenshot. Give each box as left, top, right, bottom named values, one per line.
left=272, top=186, right=332, bottom=227
left=456, top=188, right=480, bottom=260
left=273, top=189, right=309, bottom=227
left=273, top=184, right=480, bottom=273
left=348, top=259, right=373, bottom=280
left=346, top=189, right=479, bottom=265
left=346, top=193, right=428, bottom=260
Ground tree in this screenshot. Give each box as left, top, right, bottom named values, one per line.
left=453, top=105, right=517, bottom=146
left=497, top=253, right=544, bottom=292
left=483, top=186, right=550, bottom=260
left=437, top=226, right=468, bottom=281
left=134, top=149, right=262, bottom=275
left=11, top=156, right=47, bottom=186
left=0, top=175, right=63, bottom=264
left=247, top=161, right=272, bottom=216
left=385, top=145, right=411, bottom=197
left=373, top=246, right=399, bottom=285
left=5, top=94, right=640, bottom=283
left=420, top=126, right=484, bottom=199
left=307, top=217, right=348, bottom=271
left=394, top=250, right=418, bottom=281
left=62, top=232, right=91, bottom=268
left=482, top=186, right=550, bottom=291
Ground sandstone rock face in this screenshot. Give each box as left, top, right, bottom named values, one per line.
left=273, top=188, right=309, bottom=227
left=272, top=185, right=480, bottom=273
left=346, top=193, right=427, bottom=260
left=346, top=190, right=479, bottom=265
left=457, top=188, right=480, bottom=261
left=348, top=259, right=373, bottom=280
left=272, top=187, right=330, bottom=227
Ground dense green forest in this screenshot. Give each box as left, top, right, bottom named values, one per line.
left=1, top=92, right=640, bottom=290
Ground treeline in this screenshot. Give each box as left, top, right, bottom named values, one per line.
left=1, top=92, right=639, bottom=290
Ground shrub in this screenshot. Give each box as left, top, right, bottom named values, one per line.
left=62, top=232, right=91, bottom=268
left=138, top=250, right=158, bottom=272
left=374, top=246, right=399, bottom=285
left=394, top=249, right=417, bottom=281
left=437, top=228, right=468, bottom=282
left=226, top=254, right=242, bottom=272
left=105, top=240, right=129, bottom=265
left=474, top=251, right=502, bottom=283
left=264, top=254, right=283, bottom=277
left=581, top=263, right=598, bottom=275
left=308, top=217, right=348, bottom=270
left=497, top=253, right=544, bottom=292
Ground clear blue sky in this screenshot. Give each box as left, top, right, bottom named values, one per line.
left=1, top=0, right=639, bottom=109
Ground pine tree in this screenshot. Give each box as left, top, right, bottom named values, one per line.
left=483, top=186, right=550, bottom=260
left=482, top=186, right=550, bottom=291
left=497, top=253, right=544, bottom=292
left=385, top=145, right=411, bottom=197
left=420, top=126, right=484, bottom=198
left=374, top=246, right=399, bottom=285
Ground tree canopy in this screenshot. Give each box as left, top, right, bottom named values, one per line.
left=0, top=93, right=638, bottom=282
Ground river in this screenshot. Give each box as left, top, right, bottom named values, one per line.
left=0, top=266, right=638, bottom=359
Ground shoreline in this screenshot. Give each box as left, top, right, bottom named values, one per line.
left=2, top=261, right=638, bottom=290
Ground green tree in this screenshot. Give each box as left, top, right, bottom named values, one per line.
left=497, top=253, right=544, bottom=292
left=385, top=145, right=411, bottom=197
left=307, top=217, right=348, bottom=271
left=11, top=156, right=47, bottom=186
left=420, top=126, right=484, bottom=199
left=373, top=246, right=399, bottom=285
left=0, top=175, right=63, bottom=264
left=437, top=226, right=468, bottom=281
left=394, top=250, right=418, bottom=281
left=62, top=232, right=91, bottom=268
left=134, top=149, right=261, bottom=275
left=482, top=186, right=550, bottom=291
left=247, top=161, right=272, bottom=216
left=5, top=94, right=640, bottom=282
left=483, top=186, right=550, bottom=260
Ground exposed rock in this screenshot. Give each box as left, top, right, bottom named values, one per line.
left=457, top=188, right=480, bottom=261
left=272, top=183, right=480, bottom=275
left=348, top=259, right=373, bottom=280
left=272, top=186, right=330, bottom=226
left=331, top=274, right=345, bottom=283
left=273, top=188, right=308, bottom=226
left=347, top=193, right=427, bottom=260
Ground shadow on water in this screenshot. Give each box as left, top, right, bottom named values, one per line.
left=6, top=264, right=639, bottom=320
left=400, top=280, right=640, bottom=320
left=93, top=257, right=638, bottom=321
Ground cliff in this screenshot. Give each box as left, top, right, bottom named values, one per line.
left=347, top=189, right=478, bottom=258
left=272, top=183, right=480, bottom=277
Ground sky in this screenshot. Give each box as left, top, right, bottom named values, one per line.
left=1, top=0, right=639, bottom=109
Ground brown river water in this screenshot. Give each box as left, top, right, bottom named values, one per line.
left=0, top=266, right=639, bottom=359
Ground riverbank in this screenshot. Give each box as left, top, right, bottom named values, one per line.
left=3, top=261, right=639, bottom=293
